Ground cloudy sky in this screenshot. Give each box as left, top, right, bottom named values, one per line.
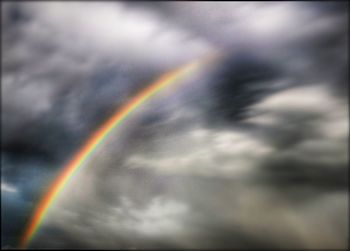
left=1, top=1, right=349, bottom=249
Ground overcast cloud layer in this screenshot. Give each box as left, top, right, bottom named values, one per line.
left=1, top=1, right=349, bottom=249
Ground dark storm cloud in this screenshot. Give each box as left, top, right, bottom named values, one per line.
left=305, top=1, right=349, bottom=15
left=205, top=50, right=283, bottom=124
left=2, top=1, right=348, bottom=249
left=258, top=157, right=348, bottom=193
left=1, top=155, right=56, bottom=248
left=2, top=188, right=28, bottom=248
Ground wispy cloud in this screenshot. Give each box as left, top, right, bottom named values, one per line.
left=1, top=182, right=18, bottom=193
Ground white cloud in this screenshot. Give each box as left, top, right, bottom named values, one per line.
left=250, top=85, right=342, bottom=114
left=23, top=2, right=212, bottom=66
left=247, top=85, right=348, bottom=164
left=126, top=125, right=273, bottom=177
left=1, top=182, right=18, bottom=193
left=118, top=196, right=188, bottom=236
left=161, top=2, right=315, bottom=46
left=46, top=195, right=189, bottom=248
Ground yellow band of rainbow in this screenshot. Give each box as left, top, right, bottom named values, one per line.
left=19, top=56, right=211, bottom=249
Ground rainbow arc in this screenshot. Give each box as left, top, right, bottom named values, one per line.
left=19, top=55, right=216, bottom=249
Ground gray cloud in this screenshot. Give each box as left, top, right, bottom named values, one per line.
left=33, top=82, right=348, bottom=249
left=2, top=1, right=348, bottom=249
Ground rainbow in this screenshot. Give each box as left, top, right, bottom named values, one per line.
left=19, top=56, right=213, bottom=249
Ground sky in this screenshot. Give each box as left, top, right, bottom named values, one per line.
left=1, top=1, right=349, bottom=249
